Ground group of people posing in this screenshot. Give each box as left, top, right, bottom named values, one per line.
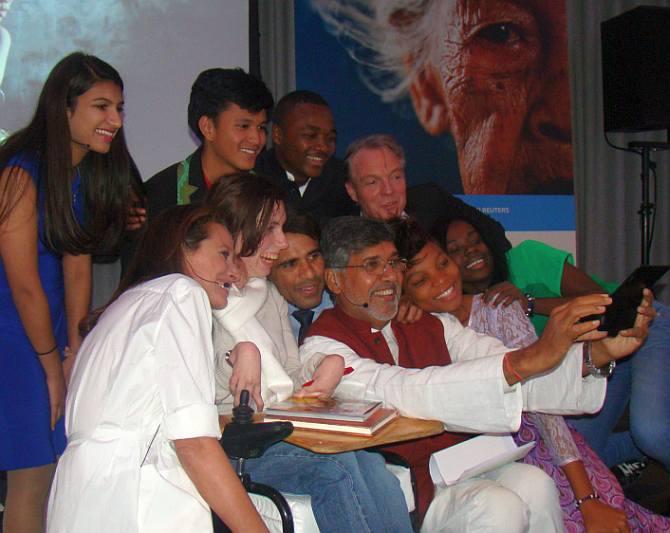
left=1, top=52, right=669, bottom=533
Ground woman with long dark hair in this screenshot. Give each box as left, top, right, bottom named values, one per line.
left=0, top=52, right=133, bottom=531
left=47, top=204, right=267, bottom=532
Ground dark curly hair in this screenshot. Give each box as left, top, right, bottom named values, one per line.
left=390, top=217, right=432, bottom=266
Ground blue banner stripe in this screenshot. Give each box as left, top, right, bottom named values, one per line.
left=456, top=195, right=576, bottom=231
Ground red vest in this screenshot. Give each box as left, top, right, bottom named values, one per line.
left=307, top=306, right=472, bottom=519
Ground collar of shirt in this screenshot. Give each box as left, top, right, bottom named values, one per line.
left=358, top=210, right=409, bottom=220
left=285, top=169, right=310, bottom=196
left=288, top=292, right=333, bottom=341
left=371, top=321, right=400, bottom=364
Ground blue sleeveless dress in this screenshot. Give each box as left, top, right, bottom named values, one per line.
left=0, top=153, right=82, bottom=469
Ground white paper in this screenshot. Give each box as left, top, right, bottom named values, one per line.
left=429, top=434, right=535, bottom=487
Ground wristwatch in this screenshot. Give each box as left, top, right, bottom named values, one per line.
left=524, top=293, right=536, bottom=317
left=583, top=341, right=615, bottom=378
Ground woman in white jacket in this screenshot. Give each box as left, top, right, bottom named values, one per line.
left=47, top=204, right=268, bottom=533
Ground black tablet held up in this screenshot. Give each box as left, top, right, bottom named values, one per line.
left=598, top=265, right=670, bottom=336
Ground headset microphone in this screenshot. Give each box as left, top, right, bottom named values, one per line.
left=184, top=257, right=231, bottom=289
left=196, top=273, right=230, bottom=289
left=340, top=292, right=368, bottom=309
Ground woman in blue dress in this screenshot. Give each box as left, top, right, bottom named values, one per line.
left=0, top=52, right=134, bottom=532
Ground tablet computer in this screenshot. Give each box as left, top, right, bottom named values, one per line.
left=597, top=265, right=670, bottom=336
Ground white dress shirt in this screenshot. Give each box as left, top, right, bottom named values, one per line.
left=48, top=275, right=220, bottom=532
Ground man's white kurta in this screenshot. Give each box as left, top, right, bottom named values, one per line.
left=300, top=311, right=606, bottom=434
left=47, top=275, right=221, bottom=533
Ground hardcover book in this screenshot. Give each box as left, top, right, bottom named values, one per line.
left=264, top=396, right=383, bottom=422
left=264, top=407, right=398, bottom=437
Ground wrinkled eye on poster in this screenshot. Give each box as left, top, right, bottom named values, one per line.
left=298, top=0, right=575, bottom=254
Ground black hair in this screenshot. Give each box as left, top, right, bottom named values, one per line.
left=0, top=52, right=134, bottom=254
left=431, top=213, right=509, bottom=286
left=283, top=207, right=321, bottom=243
left=272, top=90, right=330, bottom=128
left=391, top=217, right=432, bottom=265
left=187, top=68, right=274, bottom=141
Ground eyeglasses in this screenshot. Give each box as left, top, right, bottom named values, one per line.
left=341, top=257, right=407, bottom=277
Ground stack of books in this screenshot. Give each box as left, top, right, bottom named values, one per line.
left=264, top=397, right=398, bottom=436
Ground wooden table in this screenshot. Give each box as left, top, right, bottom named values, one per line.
left=220, top=414, right=444, bottom=454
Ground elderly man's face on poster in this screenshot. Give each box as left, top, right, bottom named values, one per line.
left=407, top=0, right=572, bottom=194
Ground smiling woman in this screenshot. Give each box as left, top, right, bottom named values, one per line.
left=0, top=52, right=136, bottom=533
left=394, top=217, right=670, bottom=531
left=66, top=80, right=124, bottom=165
left=46, top=204, right=267, bottom=533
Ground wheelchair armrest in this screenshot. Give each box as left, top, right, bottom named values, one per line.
left=221, top=421, right=293, bottom=460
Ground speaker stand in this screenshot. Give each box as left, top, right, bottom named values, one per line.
left=627, top=141, right=669, bottom=264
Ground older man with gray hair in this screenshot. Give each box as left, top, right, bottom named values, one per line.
left=299, top=215, right=651, bottom=532
left=344, top=133, right=511, bottom=253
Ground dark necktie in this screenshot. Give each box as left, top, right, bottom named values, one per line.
left=292, top=308, right=315, bottom=345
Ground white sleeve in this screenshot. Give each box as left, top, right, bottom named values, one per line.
left=212, top=283, right=294, bottom=408
left=299, top=333, right=523, bottom=434
left=438, top=313, right=606, bottom=414
left=520, top=344, right=606, bottom=414
left=300, top=312, right=606, bottom=431
left=154, top=281, right=220, bottom=440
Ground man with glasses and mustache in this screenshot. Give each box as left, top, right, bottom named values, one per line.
left=299, top=216, right=652, bottom=532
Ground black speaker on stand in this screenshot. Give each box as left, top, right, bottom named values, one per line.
left=601, top=6, right=670, bottom=265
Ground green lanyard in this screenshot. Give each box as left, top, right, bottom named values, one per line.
left=176, top=154, right=198, bottom=205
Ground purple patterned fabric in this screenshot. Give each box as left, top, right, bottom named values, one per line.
left=469, top=295, right=670, bottom=531
left=517, top=414, right=670, bottom=532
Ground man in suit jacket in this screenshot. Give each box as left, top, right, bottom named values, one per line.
left=268, top=209, right=333, bottom=344
left=255, top=90, right=357, bottom=226
left=344, top=133, right=511, bottom=253
left=143, top=68, right=274, bottom=220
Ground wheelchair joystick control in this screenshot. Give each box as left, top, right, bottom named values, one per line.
left=220, top=389, right=294, bottom=462
left=230, top=390, right=254, bottom=425
left=215, top=390, right=296, bottom=533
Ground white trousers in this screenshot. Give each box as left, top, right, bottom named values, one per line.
left=421, top=462, right=564, bottom=533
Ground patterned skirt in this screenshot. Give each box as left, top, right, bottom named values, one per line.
left=516, top=414, right=670, bottom=532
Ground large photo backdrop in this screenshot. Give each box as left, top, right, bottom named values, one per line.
left=296, top=0, right=576, bottom=253
left=0, top=0, right=248, bottom=179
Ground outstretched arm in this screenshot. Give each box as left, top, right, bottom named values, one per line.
left=484, top=262, right=604, bottom=314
